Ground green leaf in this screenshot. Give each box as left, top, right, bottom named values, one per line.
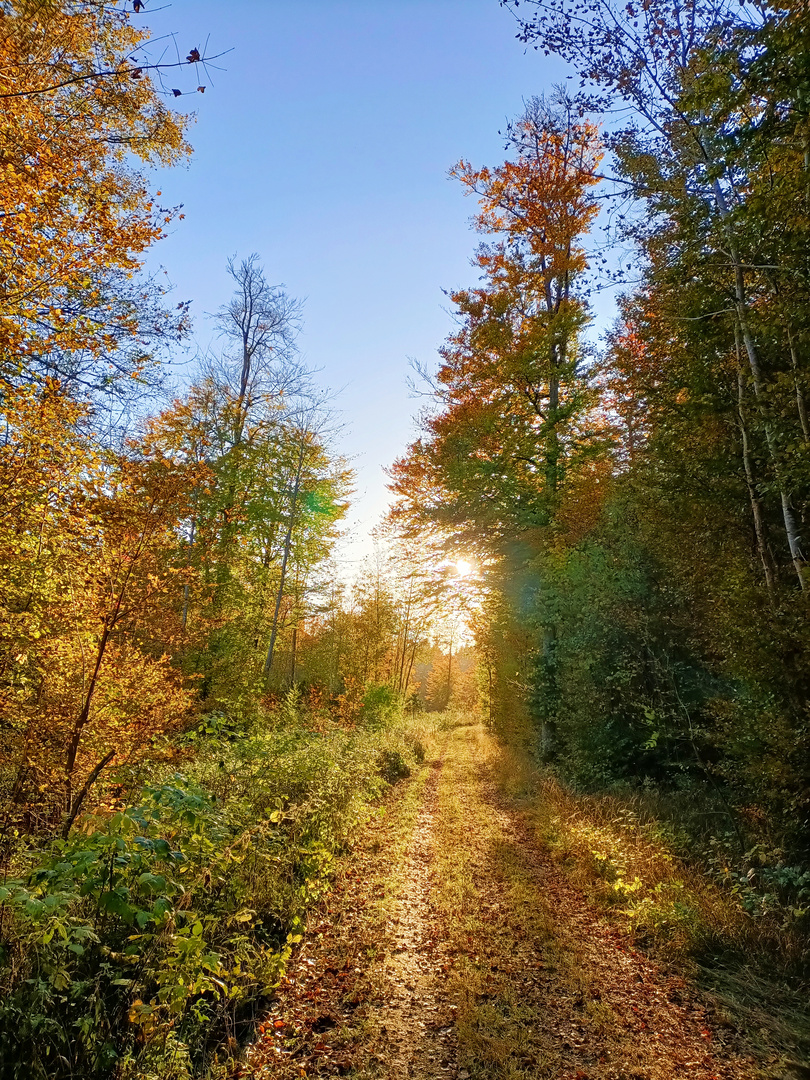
left=99, top=891, right=133, bottom=919
left=137, top=872, right=167, bottom=894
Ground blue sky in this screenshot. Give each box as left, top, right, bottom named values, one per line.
left=142, top=1, right=572, bottom=568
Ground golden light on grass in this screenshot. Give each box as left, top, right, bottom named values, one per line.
left=455, top=558, right=474, bottom=577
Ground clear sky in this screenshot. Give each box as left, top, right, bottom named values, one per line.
left=142, top=1, right=571, bottom=570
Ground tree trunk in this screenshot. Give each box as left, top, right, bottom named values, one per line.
left=710, top=176, right=807, bottom=590
left=181, top=497, right=198, bottom=632
left=539, top=623, right=558, bottom=760
left=736, top=366, right=776, bottom=595
left=289, top=626, right=298, bottom=686
left=788, top=329, right=810, bottom=442
left=264, top=438, right=306, bottom=677
left=61, top=750, right=116, bottom=839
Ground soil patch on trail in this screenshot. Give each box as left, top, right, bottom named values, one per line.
left=372, top=756, right=460, bottom=1078
left=237, top=740, right=460, bottom=1079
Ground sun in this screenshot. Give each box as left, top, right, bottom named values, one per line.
left=455, top=559, right=474, bottom=577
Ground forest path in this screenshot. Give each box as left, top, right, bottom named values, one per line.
left=372, top=749, right=460, bottom=1077
left=241, top=720, right=768, bottom=1080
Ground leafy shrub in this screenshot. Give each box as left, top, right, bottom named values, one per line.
left=376, top=749, right=411, bottom=784
left=407, top=737, right=426, bottom=764
left=707, top=838, right=810, bottom=926
left=0, top=711, right=428, bottom=1079
left=359, top=684, right=402, bottom=729
left=0, top=778, right=291, bottom=1079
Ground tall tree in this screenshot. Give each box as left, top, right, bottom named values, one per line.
left=491, top=0, right=810, bottom=835
left=504, top=0, right=810, bottom=587
left=144, top=262, right=351, bottom=702
left=0, top=1, right=193, bottom=403
left=390, top=98, right=606, bottom=753
left=391, top=95, right=602, bottom=550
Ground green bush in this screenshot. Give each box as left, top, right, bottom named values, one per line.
left=376, top=749, right=411, bottom=783
left=0, top=712, right=426, bottom=1079
left=359, top=683, right=402, bottom=729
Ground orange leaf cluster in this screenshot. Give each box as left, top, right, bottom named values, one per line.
left=0, top=2, right=189, bottom=368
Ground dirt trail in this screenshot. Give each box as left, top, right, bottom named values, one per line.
left=242, top=721, right=778, bottom=1080
left=239, top=752, right=457, bottom=1080
left=375, top=758, right=460, bottom=1078
left=434, top=723, right=761, bottom=1080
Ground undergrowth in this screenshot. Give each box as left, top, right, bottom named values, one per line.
left=493, top=741, right=810, bottom=1061
left=0, top=699, right=432, bottom=1080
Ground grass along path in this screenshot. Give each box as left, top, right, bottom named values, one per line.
left=237, top=718, right=792, bottom=1079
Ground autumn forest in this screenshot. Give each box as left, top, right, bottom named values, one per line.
left=1, top=1, right=810, bottom=1078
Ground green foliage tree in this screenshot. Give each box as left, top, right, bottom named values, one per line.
left=487, top=0, right=810, bottom=844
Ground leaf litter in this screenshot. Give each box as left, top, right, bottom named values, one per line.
left=237, top=722, right=795, bottom=1079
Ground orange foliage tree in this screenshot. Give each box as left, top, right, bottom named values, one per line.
left=387, top=95, right=612, bottom=754
left=390, top=94, right=606, bottom=552
left=0, top=1, right=192, bottom=398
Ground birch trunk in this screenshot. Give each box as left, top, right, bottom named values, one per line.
left=709, top=176, right=807, bottom=589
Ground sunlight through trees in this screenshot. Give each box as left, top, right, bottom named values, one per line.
left=1, top=0, right=809, bottom=1075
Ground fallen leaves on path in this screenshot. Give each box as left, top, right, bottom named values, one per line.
left=237, top=721, right=790, bottom=1079
left=437, top=724, right=763, bottom=1080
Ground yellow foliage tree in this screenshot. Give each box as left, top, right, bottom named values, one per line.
left=0, top=382, right=207, bottom=835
